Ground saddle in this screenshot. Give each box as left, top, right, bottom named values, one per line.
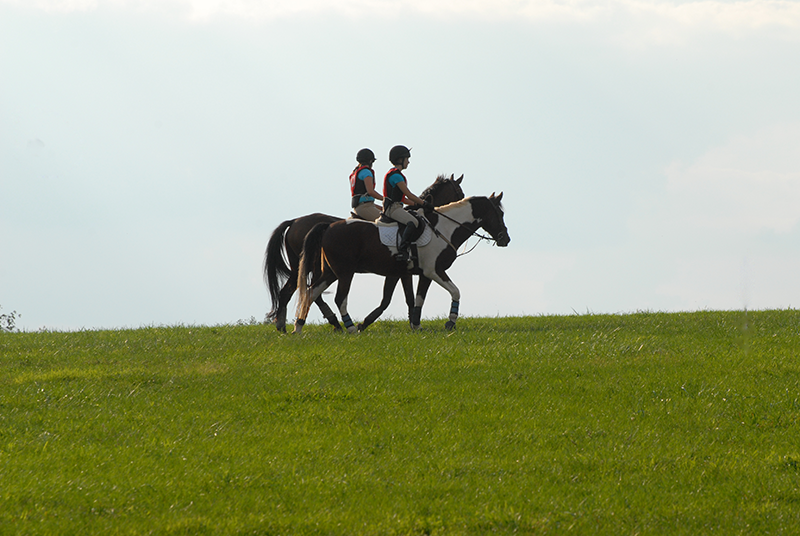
left=376, top=213, right=431, bottom=275
left=348, top=211, right=371, bottom=221
left=375, top=216, right=431, bottom=248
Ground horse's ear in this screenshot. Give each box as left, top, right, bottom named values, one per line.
left=456, top=174, right=463, bottom=184
left=490, top=191, right=496, bottom=199
left=449, top=173, right=454, bottom=181
left=495, top=192, right=504, bottom=203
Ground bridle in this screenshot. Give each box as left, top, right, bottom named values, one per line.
left=426, top=200, right=506, bottom=256
left=423, top=176, right=464, bottom=208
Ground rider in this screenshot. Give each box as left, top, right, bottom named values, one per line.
left=349, top=148, right=384, bottom=221
left=382, top=145, right=431, bottom=263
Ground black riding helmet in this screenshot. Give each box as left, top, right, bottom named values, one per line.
left=356, top=148, right=376, bottom=165
left=389, top=145, right=411, bottom=166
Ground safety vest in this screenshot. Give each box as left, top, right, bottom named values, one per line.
left=383, top=168, right=408, bottom=204
left=349, top=165, right=373, bottom=197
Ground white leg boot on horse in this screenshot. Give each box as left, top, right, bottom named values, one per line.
left=334, top=274, right=358, bottom=334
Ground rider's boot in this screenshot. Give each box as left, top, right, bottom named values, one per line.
left=395, top=223, right=417, bottom=264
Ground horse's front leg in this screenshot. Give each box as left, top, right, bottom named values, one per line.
left=400, top=273, right=415, bottom=327
left=428, top=272, right=461, bottom=331
left=358, top=276, right=401, bottom=332
left=411, top=276, right=434, bottom=329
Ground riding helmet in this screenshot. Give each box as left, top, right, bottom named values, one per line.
left=356, top=148, right=376, bottom=164
left=389, top=145, right=411, bottom=165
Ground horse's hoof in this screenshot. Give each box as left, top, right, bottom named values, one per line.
left=346, top=325, right=358, bottom=334
left=357, top=323, right=366, bottom=332
left=410, top=307, right=422, bottom=327
left=445, top=321, right=456, bottom=331
left=410, top=323, right=421, bottom=330
left=333, top=326, right=343, bottom=332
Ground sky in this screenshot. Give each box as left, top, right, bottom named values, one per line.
left=1, top=0, right=799, bottom=331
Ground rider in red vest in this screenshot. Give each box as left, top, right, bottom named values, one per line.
left=382, top=145, right=431, bottom=263
left=349, top=148, right=383, bottom=220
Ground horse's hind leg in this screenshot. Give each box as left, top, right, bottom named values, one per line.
left=277, top=270, right=341, bottom=332
left=275, top=276, right=297, bottom=333
left=333, top=273, right=357, bottom=334
left=358, top=276, right=401, bottom=332
left=293, top=280, right=331, bottom=334
left=315, top=296, right=342, bottom=331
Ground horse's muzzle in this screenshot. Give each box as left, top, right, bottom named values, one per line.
left=496, top=231, right=510, bottom=247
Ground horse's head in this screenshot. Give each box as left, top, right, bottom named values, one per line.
left=478, top=192, right=510, bottom=247
left=422, top=174, right=465, bottom=207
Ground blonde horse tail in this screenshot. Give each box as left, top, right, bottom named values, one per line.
left=296, top=222, right=330, bottom=319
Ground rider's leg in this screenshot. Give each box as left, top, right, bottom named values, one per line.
left=385, top=204, right=420, bottom=263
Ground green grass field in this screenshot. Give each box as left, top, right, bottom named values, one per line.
left=2, top=311, right=799, bottom=534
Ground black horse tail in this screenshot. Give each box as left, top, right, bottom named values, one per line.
left=297, top=222, right=331, bottom=316
left=263, top=218, right=295, bottom=322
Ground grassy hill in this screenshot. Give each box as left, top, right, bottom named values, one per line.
left=2, top=311, right=799, bottom=534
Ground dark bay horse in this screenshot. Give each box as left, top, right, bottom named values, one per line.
left=295, top=193, right=510, bottom=333
left=263, top=175, right=464, bottom=332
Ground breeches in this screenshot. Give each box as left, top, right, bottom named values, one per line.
left=384, top=202, right=419, bottom=227
left=354, top=202, right=381, bottom=221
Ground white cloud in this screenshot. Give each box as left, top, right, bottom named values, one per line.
left=450, top=248, right=579, bottom=316
left=652, top=251, right=800, bottom=311
left=661, top=124, right=800, bottom=234
left=629, top=124, right=800, bottom=238
left=4, top=0, right=800, bottom=34
left=654, top=254, right=749, bottom=310
left=623, top=124, right=800, bottom=312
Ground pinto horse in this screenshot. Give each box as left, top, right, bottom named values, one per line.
left=295, top=193, right=510, bottom=333
left=263, top=175, right=464, bottom=332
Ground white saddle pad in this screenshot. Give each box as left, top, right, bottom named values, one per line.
left=378, top=223, right=433, bottom=248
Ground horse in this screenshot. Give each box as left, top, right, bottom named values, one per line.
left=294, top=193, right=510, bottom=333
left=263, top=174, right=465, bottom=332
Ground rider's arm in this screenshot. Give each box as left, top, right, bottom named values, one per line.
left=364, top=175, right=384, bottom=201
left=397, top=181, right=424, bottom=206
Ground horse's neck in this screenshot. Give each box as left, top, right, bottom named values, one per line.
left=430, top=182, right=459, bottom=206
left=435, top=201, right=480, bottom=247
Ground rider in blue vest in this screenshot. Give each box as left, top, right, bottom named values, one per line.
left=349, top=148, right=384, bottom=221
left=382, top=145, right=431, bottom=263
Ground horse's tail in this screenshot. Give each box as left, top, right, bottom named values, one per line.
left=263, top=218, right=295, bottom=322
left=297, top=221, right=331, bottom=317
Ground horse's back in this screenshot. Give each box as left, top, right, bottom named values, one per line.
left=286, top=213, right=342, bottom=255
left=322, top=219, right=400, bottom=276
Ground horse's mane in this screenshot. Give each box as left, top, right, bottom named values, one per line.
left=436, top=196, right=473, bottom=212
left=436, top=195, right=503, bottom=214
left=420, top=174, right=464, bottom=203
